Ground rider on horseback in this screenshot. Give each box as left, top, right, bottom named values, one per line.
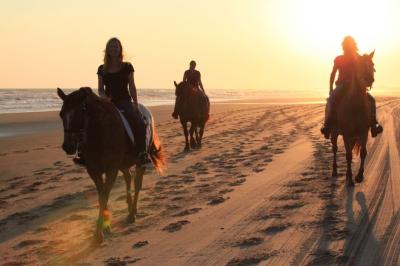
left=172, top=60, right=209, bottom=119
left=99, top=38, right=152, bottom=166
left=321, top=36, right=383, bottom=139
left=74, top=38, right=151, bottom=166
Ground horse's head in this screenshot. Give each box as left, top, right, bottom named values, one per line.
left=357, top=51, right=376, bottom=89
left=174, top=80, right=189, bottom=97
left=57, top=87, right=93, bottom=155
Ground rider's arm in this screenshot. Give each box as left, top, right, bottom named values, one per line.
left=98, top=75, right=107, bottom=98
left=183, top=71, right=187, bottom=82
left=329, top=64, right=338, bottom=94
left=199, top=73, right=205, bottom=93
left=128, top=72, right=138, bottom=106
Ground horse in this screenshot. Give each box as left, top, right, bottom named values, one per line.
left=57, top=87, right=165, bottom=243
left=173, top=81, right=209, bottom=151
left=330, top=51, right=376, bottom=186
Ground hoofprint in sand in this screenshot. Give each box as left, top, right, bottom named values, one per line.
left=0, top=99, right=399, bottom=265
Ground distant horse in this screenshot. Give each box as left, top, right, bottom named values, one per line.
left=330, top=51, right=376, bottom=186
left=57, top=87, right=164, bottom=243
left=174, top=81, right=209, bottom=151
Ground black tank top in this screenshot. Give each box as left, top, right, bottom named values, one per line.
left=97, top=62, right=134, bottom=102
left=185, top=70, right=201, bottom=87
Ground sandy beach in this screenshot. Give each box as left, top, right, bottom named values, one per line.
left=1, top=98, right=400, bottom=265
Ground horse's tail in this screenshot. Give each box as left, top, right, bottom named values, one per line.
left=353, top=138, right=361, bottom=156
left=150, top=128, right=166, bottom=174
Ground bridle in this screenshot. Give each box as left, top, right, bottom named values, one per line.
left=63, top=101, right=88, bottom=147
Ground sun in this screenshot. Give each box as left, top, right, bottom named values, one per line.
left=273, top=0, right=397, bottom=56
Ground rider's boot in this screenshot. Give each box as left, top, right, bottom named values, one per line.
left=370, top=116, right=383, bottom=137
left=369, top=96, right=383, bottom=137
left=138, top=151, right=152, bottom=166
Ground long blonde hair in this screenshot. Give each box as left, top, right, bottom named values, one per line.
left=103, top=37, right=124, bottom=73
left=342, top=36, right=358, bottom=56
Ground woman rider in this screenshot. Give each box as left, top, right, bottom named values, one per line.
left=321, top=36, right=383, bottom=139
left=97, top=37, right=151, bottom=166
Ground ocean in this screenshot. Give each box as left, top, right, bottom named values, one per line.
left=0, top=88, right=324, bottom=114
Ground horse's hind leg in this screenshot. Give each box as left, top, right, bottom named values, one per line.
left=122, top=168, right=134, bottom=222
left=133, top=165, right=145, bottom=218
left=331, top=133, right=338, bottom=177
left=181, top=120, right=190, bottom=151
left=194, top=127, right=200, bottom=147
left=198, top=123, right=205, bottom=148
left=189, top=123, right=197, bottom=149
left=344, top=138, right=354, bottom=187
left=356, top=135, right=368, bottom=183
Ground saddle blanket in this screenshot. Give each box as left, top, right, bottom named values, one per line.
left=116, top=104, right=153, bottom=150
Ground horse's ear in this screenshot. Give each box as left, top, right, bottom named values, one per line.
left=370, top=50, right=375, bottom=58
left=174, top=81, right=178, bottom=87
left=57, top=88, right=66, bottom=101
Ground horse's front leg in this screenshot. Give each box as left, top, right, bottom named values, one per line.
left=122, top=168, right=134, bottom=223
left=133, top=165, right=145, bottom=218
left=181, top=120, right=190, bottom=152
left=331, top=133, right=338, bottom=177
left=355, top=135, right=368, bottom=183
left=101, top=169, right=118, bottom=234
left=88, top=171, right=105, bottom=244
left=344, top=138, right=354, bottom=187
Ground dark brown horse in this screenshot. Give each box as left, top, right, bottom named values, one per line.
left=57, top=87, right=164, bottom=243
left=330, top=51, right=376, bottom=186
left=174, top=81, right=209, bottom=151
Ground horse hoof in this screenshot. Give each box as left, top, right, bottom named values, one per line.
left=184, top=147, right=190, bottom=152
left=355, top=174, right=364, bottom=183
left=94, top=231, right=104, bottom=244
left=127, top=214, right=135, bottom=223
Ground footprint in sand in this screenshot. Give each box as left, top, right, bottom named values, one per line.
left=263, top=223, right=291, bottom=235
left=208, top=196, right=228, bottom=205
left=105, top=256, right=141, bottom=265
left=162, top=220, right=190, bottom=232
left=227, top=252, right=277, bottom=266
left=14, top=239, right=45, bottom=249
left=234, top=237, right=264, bottom=248
left=132, top=240, right=149, bottom=249
left=172, top=208, right=202, bottom=217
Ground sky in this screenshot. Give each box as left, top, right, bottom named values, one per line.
left=1, top=0, right=399, bottom=94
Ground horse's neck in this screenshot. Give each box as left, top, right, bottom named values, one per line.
left=85, top=97, right=121, bottom=133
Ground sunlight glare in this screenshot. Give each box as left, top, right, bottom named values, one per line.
left=274, top=0, right=397, bottom=55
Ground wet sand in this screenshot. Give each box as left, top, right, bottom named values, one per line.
left=0, top=98, right=399, bottom=265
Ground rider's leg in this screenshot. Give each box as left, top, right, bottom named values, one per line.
left=117, top=101, right=151, bottom=165
left=368, top=93, right=383, bottom=137
left=321, top=91, right=336, bottom=139
left=321, top=84, right=345, bottom=139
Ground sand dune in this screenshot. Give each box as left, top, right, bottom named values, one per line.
left=0, top=99, right=399, bottom=265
